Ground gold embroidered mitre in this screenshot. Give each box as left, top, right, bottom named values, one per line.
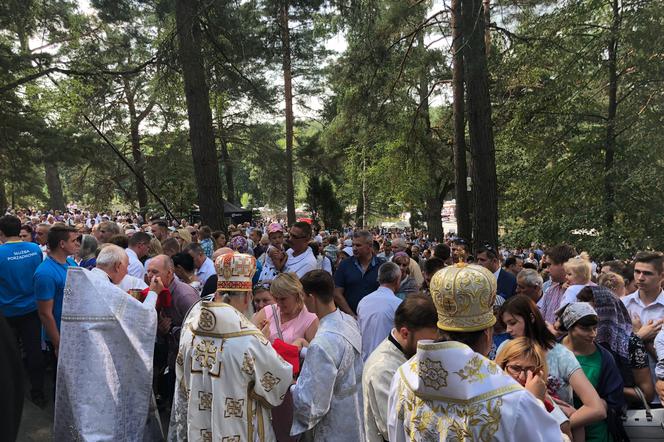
left=215, top=252, right=256, bottom=292
left=429, top=262, right=497, bottom=332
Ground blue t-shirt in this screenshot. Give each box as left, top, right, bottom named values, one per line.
left=34, top=256, right=77, bottom=339
left=334, top=256, right=385, bottom=314
left=0, top=241, right=43, bottom=317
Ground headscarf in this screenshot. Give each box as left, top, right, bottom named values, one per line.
left=230, top=235, right=248, bottom=253
left=584, top=285, right=632, bottom=360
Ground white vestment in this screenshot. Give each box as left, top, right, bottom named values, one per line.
left=168, top=300, right=293, bottom=442
left=290, top=309, right=365, bottom=441
left=54, top=267, right=159, bottom=441
left=387, top=340, right=563, bottom=442
left=363, top=334, right=406, bottom=442
left=118, top=273, right=149, bottom=291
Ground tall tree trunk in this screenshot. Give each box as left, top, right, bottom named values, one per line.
left=452, top=0, right=472, bottom=243
left=426, top=196, right=444, bottom=242
left=462, top=0, right=498, bottom=249
left=483, top=0, right=491, bottom=54
left=0, top=177, right=7, bottom=213
left=604, top=0, right=620, bottom=230
left=219, top=135, right=236, bottom=204
left=45, top=164, right=65, bottom=211
left=123, top=78, right=149, bottom=213
left=355, top=190, right=364, bottom=228
left=280, top=0, right=296, bottom=225
left=175, top=0, right=225, bottom=229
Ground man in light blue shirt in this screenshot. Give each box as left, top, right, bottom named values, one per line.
left=357, top=262, right=403, bottom=360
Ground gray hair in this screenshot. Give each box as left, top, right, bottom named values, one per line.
left=517, top=269, right=543, bottom=287
left=391, top=238, right=407, bottom=251
left=352, top=230, right=373, bottom=245
left=184, top=242, right=205, bottom=256
left=79, top=234, right=98, bottom=260
left=378, top=261, right=401, bottom=284
left=96, top=244, right=128, bottom=269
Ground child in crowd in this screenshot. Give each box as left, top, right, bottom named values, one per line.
left=560, top=253, right=594, bottom=307
left=256, top=222, right=287, bottom=285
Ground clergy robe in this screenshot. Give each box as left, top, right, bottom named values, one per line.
left=387, top=340, right=563, bottom=442
left=54, top=267, right=159, bottom=441
left=290, top=309, right=365, bottom=441
left=168, top=300, right=293, bottom=442
left=362, top=333, right=406, bottom=442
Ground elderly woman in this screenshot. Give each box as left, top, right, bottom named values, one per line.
left=394, top=252, right=418, bottom=299
left=252, top=272, right=318, bottom=346
left=78, top=234, right=99, bottom=270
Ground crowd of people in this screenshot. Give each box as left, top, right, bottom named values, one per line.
left=1, top=206, right=664, bottom=441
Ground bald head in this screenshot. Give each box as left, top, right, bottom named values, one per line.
left=146, top=254, right=174, bottom=286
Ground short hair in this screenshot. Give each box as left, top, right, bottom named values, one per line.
left=270, top=273, right=304, bottom=302
left=352, top=230, right=373, bottom=245
left=172, top=252, right=195, bottom=273
left=546, top=244, right=577, bottom=265
left=476, top=243, right=498, bottom=260
left=129, top=231, right=151, bottom=247
left=79, top=234, right=99, bottom=260
left=378, top=261, right=401, bottom=284
left=107, top=234, right=129, bottom=249
left=517, top=269, right=543, bottom=288
left=300, top=269, right=335, bottom=303
left=602, top=259, right=625, bottom=273
left=0, top=215, right=21, bottom=237
left=633, top=251, right=664, bottom=274
left=495, top=337, right=549, bottom=380
left=394, top=293, right=437, bottom=331
left=96, top=245, right=127, bottom=268
left=522, top=262, right=538, bottom=270
left=161, top=237, right=180, bottom=255
left=291, top=221, right=312, bottom=238
left=184, top=242, right=205, bottom=256
left=151, top=220, right=168, bottom=229
left=98, top=221, right=121, bottom=236
left=424, top=257, right=445, bottom=276
left=564, top=254, right=592, bottom=283
left=47, top=225, right=78, bottom=250
left=504, top=256, right=518, bottom=267
left=391, top=238, right=407, bottom=251
left=199, top=225, right=212, bottom=239
left=433, top=243, right=451, bottom=260
left=440, top=329, right=486, bottom=349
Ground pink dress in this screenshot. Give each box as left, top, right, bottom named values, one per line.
left=264, top=304, right=317, bottom=344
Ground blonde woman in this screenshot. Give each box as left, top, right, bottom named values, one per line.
left=252, top=272, right=318, bottom=345
left=496, top=337, right=573, bottom=441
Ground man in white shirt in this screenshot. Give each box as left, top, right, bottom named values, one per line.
left=622, top=251, right=664, bottom=402
left=125, top=232, right=150, bottom=280
left=362, top=294, right=438, bottom=442
left=285, top=221, right=317, bottom=278
left=357, top=261, right=403, bottom=360
left=184, top=242, right=215, bottom=285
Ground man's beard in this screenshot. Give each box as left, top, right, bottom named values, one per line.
left=403, top=334, right=418, bottom=359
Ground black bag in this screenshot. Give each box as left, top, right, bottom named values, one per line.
left=622, top=387, right=664, bottom=441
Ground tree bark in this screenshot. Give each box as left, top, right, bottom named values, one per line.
left=175, top=0, right=225, bottom=229
left=45, top=164, right=65, bottom=211
left=604, top=0, right=620, bottom=229
left=452, top=0, right=472, bottom=243
left=219, top=135, right=236, bottom=204
left=280, top=0, right=296, bottom=225
left=426, top=196, right=444, bottom=242
left=122, top=78, right=150, bottom=213
left=461, top=0, right=498, bottom=249
left=0, top=178, right=7, bottom=213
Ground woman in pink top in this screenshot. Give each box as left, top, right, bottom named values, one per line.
left=253, top=272, right=318, bottom=345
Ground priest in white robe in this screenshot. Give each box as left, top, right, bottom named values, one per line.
left=168, top=252, right=293, bottom=442
left=290, top=270, right=365, bottom=441
left=387, top=262, right=563, bottom=442
left=54, top=257, right=159, bottom=441
left=362, top=294, right=438, bottom=442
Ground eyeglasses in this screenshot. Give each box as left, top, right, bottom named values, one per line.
left=505, top=364, right=540, bottom=377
